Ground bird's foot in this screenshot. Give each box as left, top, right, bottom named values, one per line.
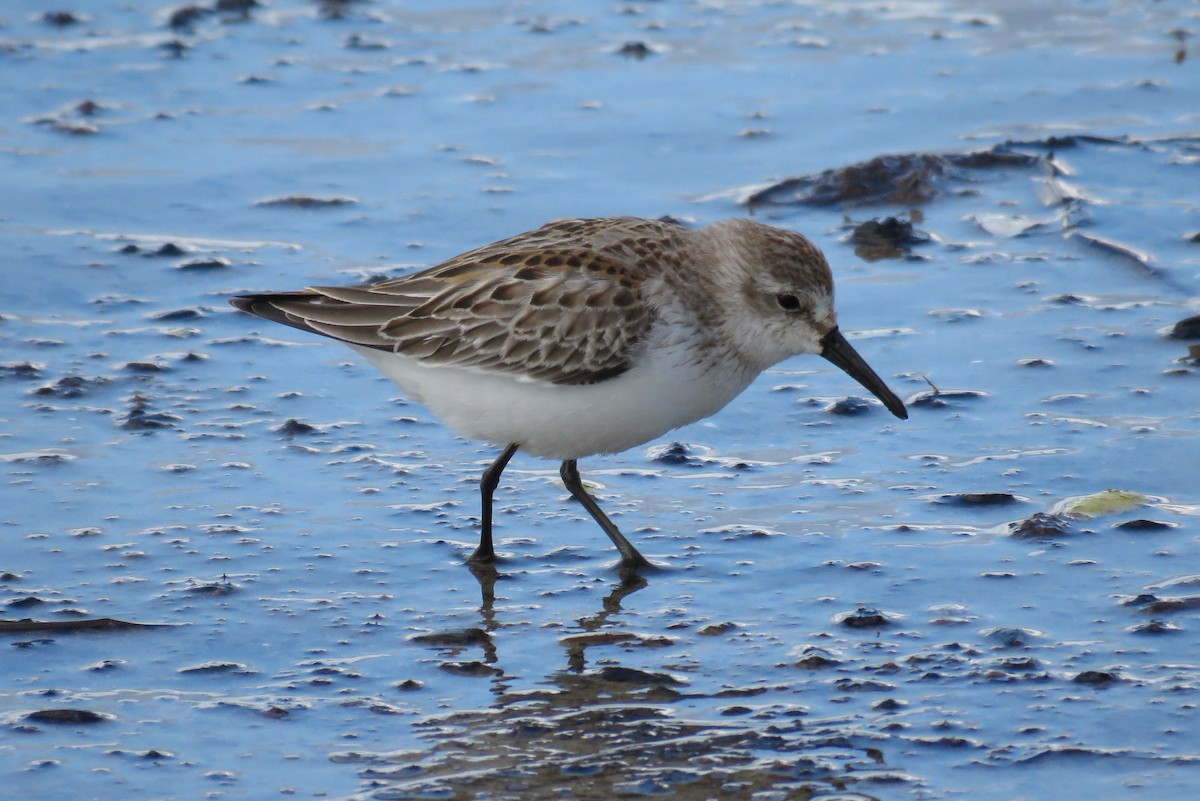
left=467, top=546, right=499, bottom=566
left=616, top=553, right=663, bottom=584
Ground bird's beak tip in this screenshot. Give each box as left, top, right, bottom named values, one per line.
left=819, top=328, right=908, bottom=421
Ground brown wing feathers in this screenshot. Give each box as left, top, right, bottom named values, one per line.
left=231, top=241, right=654, bottom=385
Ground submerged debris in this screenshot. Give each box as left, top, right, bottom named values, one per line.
left=934, top=492, right=1022, bottom=507
left=175, top=256, right=232, bottom=271
left=794, top=647, right=842, bottom=669
left=183, top=578, right=240, bottom=595
left=969, top=211, right=1058, bottom=237
left=1053, top=490, right=1148, bottom=518
left=0, top=617, right=166, bottom=633
left=0, top=361, right=45, bottom=380
left=316, top=0, right=369, bottom=20
left=1067, top=230, right=1175, bottom=286
left=1009, top=490, right=1151, bottom=538
left=439, top=661, right=502, bottom=677
left=147, top=306, right=207, bottom=321
left=1169, top=314, right=1200, bottom=340
left=617, top=41, right=655, bottom=59
left=743, top=148, right=1038, bottom=208
left=848, top=215, right=931, bottom=260
left=275, top=417, right=318, bottom=437
left=594, top=666, right=685, bottom=686
left=645, top=441, right=701, bottom=466
left=1009, top=511, right=1073, bottom=539
left=178, top=661, right=256, bottom=675
left=1131, top=594, right=1200, bottom=615
left=836, top=607, right=895, bottom=629
left=119, top=392, right=182, bottom=430
left=1128, top=619, right=1181, bottom=635
left=41, top=11, right=82, bottom=26
left=25, top=709, right=108, bottom=724
left=827, top=395, right=872, bottom=415
left=0, top=451, right=77, bottom=466
left=981, top=626, right=1043, bottom=647
left=1072, top=669, right=1121, bottom=686
left=166, top=5, right=209, bottom=29
left=1114, top=518, right=1178, bottom=531
left=906, top=386, right=988, bottom=409
left=254, top=195, right=359, bottom=208
left=30, top=375, right=110, bottom=398
left=411, top=628, right=493, bottom=648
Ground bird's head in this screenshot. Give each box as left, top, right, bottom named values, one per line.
left=706, top=218, right=907, bottom=420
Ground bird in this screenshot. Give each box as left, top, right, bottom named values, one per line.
left=231, top=216, right=907, bottom=572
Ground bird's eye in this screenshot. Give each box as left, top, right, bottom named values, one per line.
left=776, top=294, right=801, bottom=311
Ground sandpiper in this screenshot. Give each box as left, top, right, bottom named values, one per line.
left=232, top=216, right=907, bottom=572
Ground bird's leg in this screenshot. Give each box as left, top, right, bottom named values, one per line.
left=560, top=460, right=654, bottom=574
left=471, top=443, right=518, bottom=564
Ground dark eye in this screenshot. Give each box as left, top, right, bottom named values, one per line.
left=776, top=294, right=801, bottom=311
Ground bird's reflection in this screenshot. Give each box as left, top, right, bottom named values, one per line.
left=389, top=555, right=882, bottom=800
left=407, top=557, right=653, bottom=702
left=576, top=569, right=648, bottom=632
left=467, top=559, right=501, bottom=633
left=466, top=556, right=649, bottom=640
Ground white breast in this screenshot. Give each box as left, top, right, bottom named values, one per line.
left=351, top=330, right=757, bottom=461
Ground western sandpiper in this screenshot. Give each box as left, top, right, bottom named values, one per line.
left=232, top=217, right=907, bottom=572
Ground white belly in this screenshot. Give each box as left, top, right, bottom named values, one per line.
left=351, top=337, right=756, bottom=461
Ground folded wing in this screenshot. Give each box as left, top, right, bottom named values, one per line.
left=232, top=245, right=654, bottom=386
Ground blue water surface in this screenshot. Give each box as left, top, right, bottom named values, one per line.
left=2, top=2, right=1199, bottom=799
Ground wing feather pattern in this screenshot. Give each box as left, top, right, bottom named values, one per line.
left=230, top=220, right=674, bottom=385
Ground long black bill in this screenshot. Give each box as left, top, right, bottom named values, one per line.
left=819, top=327, right=908, bottom=420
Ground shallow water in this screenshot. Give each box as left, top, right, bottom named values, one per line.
left=2, top=1, right=1199, bottom=799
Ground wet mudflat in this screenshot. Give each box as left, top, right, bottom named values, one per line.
left=2, top=1, right=1199, bottom=799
